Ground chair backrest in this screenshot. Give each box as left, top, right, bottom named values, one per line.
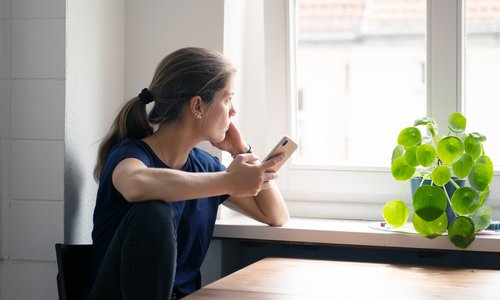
left=55, top=243, right=93, bottom=300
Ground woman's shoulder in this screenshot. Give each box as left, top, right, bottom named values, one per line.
left=108, top=139, right=155, bottom=165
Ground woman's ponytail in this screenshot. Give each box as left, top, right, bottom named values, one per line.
left=93, top=97, right=153, bottom=181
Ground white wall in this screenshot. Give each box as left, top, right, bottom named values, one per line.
left=0, top=0, right=65, bottom=299
left=65, top=0, right=126, bottom=244
left=125, top=0, right=225, bottom=98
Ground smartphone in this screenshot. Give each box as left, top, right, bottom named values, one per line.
left=263, top=136, right=298, bottom=172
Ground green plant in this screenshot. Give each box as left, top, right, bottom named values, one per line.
left=382, top=112, right=494, bottom=249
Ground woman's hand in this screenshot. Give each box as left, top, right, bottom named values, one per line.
left=211, top=122, right=249, bottom=156
left=223, top=152, right=290, bottom=226
left=225, top=153, right=285, bottom=197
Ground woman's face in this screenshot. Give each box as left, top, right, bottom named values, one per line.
left=201, top=75, right=236, bottom=142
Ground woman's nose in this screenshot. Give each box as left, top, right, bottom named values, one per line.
left=230, top=104, right=236, bottom=117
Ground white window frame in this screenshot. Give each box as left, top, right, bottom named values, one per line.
left=239, top=0, right=499, bottom=220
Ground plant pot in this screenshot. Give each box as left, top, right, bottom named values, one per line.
left=410, top=177, right=466, bottom=225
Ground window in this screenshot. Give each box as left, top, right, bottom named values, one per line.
left=295, top=0, right=426, bottom=167
left=464, top=0, right=500, bottom=165
left=258, top=0, right=499, bottom=219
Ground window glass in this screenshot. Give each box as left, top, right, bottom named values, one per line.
left=295, top=0, right=426, bottom=167
left=465, top=0, right=500, bottom=166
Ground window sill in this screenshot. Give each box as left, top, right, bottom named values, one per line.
left=214, top=215, right=500, bottom=253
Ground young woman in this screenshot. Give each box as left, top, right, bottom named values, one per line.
left=85, top=47, right=289, bottom=300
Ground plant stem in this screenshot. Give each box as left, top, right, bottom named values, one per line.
left=442, top=184, right=457, bottom=219
left=398, top=180, right=409, bottom=199
left=449, top=178, right=460, bottom=189
left=418, top=172, right=432, bottom=187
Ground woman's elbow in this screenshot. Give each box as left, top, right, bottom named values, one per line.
left=114, top=175, right=148, bottom=202
left=119, top=185, right=145, bottom=202
left=267, top=213, right=290, bottom=227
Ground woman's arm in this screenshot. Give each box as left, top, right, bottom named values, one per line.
left=223, top=180, right=290, bottom=226
left=212, top=122, right=290, bottom=226
left=112, top=153, right=283, bottom=203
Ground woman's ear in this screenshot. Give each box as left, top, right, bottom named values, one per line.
left=189, top=96, right=204, bottom=120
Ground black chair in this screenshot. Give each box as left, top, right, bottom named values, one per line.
left=55, top=243, right=93, bottom=300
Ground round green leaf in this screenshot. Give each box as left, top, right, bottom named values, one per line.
left=412, top=212, right=447, bottom=239
left=448, top=112, right=467, bottom=133
left=469, top=132, right=487, bottom=142
left=391, top=156, right=416, bottom=181
left=479, top=187, right=490, bottom=206
left=413, top=185, right=447, bottom=221
left=448, top=216, right=475, bottom=249
left=414, top=117, right=438, bottom=137
left=416, top=144, right=436, bottom=167
left=404, top=146, right=419, bottom=167
left=391, top=145, right=405, bottom=162
left=431, top=166, right=451, bottom=186
left=382, top=200, right=410, bottom=228
left=470, top=206, right=492, bottom=232
left=451, top=187, right=480, bottom=215
left=414, top=117, right=434, bottom=126
left=464, top=136, right=482, bottom=160
left=437, top=136, right=464, bottom=165
left=477, top=155, right=494, bottom=176
left=398, top=127, right=422, bottom=147
left=452, top=153, right=473, bottom=179
left=468, top=163, right=492, bottom=191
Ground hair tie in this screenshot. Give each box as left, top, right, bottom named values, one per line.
left=138, top=88, right=154, bottom=104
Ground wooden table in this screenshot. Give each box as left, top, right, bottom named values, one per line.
left=184, top=257, right=500, bottom=299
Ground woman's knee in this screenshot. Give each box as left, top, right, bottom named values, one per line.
left=127, top=201, right=176, bottom=239
left=119, top=201, right=177, bottom=298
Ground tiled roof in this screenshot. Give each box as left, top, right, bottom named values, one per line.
left=298, top=0, right=500, bottom=37
left=467, top=0, right=500, bottom=32
left=298, top=0, right=366, bottom=33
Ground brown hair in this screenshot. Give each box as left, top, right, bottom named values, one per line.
left=93, top=47, right=235, bottom=181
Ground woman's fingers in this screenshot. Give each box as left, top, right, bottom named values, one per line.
left=226, top=152, right=284, bottom=196
left=260, top=153, right=285, bottom=171
left=238, top=153, right=259, bottom=164
left=262, top=171, right=279, bottom=182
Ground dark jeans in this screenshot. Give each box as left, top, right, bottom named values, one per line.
left=86, top=201, right=177, bottom=300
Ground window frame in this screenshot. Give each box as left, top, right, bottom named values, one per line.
left=254, top=0, right=499, bottom=219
